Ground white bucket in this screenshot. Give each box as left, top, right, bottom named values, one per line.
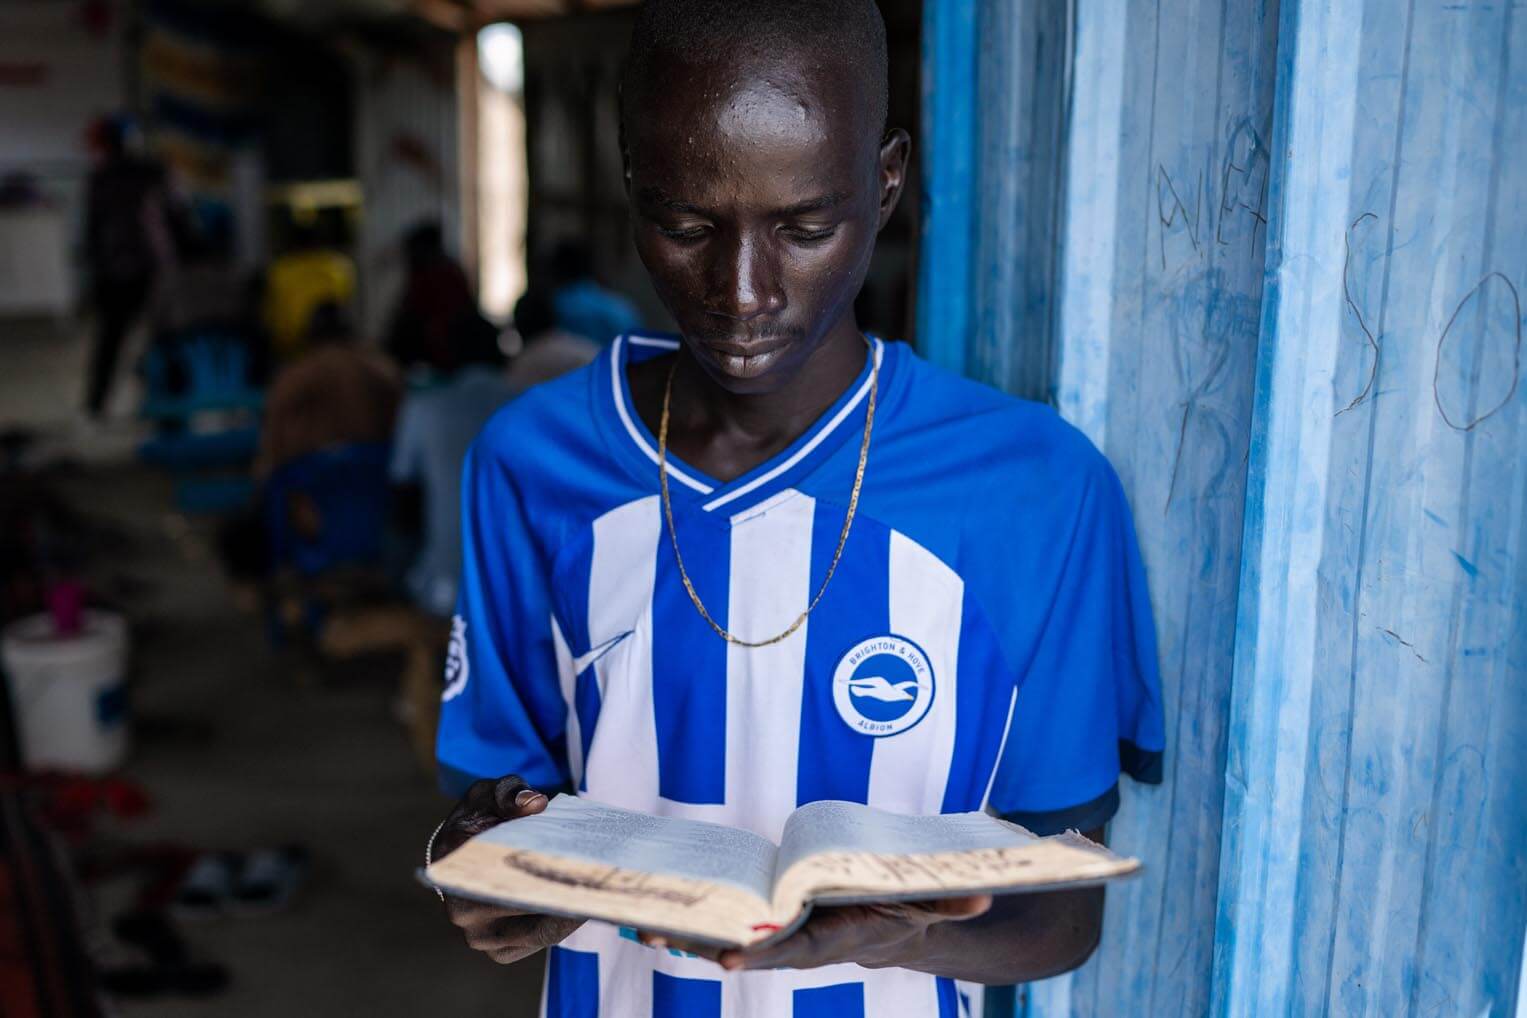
left=1, top=611, right=130, bottom=774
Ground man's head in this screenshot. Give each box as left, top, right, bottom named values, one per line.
left=620, top=0, right=908, bottom=394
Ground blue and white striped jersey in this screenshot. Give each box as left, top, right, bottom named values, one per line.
left=439, top=334, right=1165, bottom=1018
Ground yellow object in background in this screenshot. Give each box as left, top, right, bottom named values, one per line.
left=263, top=248, right=357, bottom=360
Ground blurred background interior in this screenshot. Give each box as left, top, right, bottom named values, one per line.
left=0, top=0, right=916, bottom=1013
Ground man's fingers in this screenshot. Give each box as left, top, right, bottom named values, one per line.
left=444, top=896, right=536, bottom=926
left=461, top=914, right=583, bottom=953
left=434, top=775, right=549, bottom=861
left=918, top=894, right=992, bottom=922
left=724, top=921, right=822, bottom=971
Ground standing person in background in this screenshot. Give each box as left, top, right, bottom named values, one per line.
left=385, top=221, right=497, bottom=375
left=82, top=115, right=177, bottom=418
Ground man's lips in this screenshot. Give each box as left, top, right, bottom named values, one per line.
left=698, top=338, right=790, bottom=358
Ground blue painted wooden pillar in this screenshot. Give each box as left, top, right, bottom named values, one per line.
left=915, top=0, right=977, bottom=376
left=1044, top=3, right=1282, bottom=1016
left=1212, top=1, right=1527, bottom=1015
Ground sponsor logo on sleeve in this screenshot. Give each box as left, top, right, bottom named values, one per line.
left=442, top=615, right=470, bottom=702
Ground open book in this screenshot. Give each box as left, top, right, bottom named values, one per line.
left=423, top=796, right=1139, bottom=949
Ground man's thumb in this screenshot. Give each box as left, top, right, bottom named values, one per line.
left=491, top=775, right=548, bottom=818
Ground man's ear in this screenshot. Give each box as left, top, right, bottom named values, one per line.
left=876, top=128, right=911, bottom=231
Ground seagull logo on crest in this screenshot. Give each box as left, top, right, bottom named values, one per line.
left=847, top=676, right=920, bottom=703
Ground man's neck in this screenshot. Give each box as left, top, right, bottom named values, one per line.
left=630, top=321, right=868, bottom=484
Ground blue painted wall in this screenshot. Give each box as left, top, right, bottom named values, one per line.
left=917, top=1, right=1527, bottom=1015
left=1213, top=1, right=1527, bottom=1015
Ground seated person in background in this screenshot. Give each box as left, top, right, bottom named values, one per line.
left=503, top=288, right=600, bottom=393
left=546, top=240, right=642, bottom=346
left=219, top=312, right=398, bottom=586
left=389, top=327, right=518, bottom=618
left=262, top=223, right=356, bottom=364
left=385, top=221, right=497, bottom=374
left=255, top=308, right=400, bottom=479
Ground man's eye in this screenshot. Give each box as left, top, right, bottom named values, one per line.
left=783, top=226, right=838, bottom=244
left=657, top=225, right=708, bottom=241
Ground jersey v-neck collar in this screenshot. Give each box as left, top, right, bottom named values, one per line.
left=602, top=332, right=892, bottom=517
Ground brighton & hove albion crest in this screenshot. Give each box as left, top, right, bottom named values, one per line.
left=832, top=635, right=934, bottom=737
left=442, top=615, right=470, bottom=702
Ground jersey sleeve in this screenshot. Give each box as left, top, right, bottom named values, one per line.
left=986, top=454, right=1165, bottom=836
left=435, top=433, right=571, bottom=797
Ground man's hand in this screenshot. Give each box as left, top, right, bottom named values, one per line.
left=434, top=774, right=584, bottom=965
left=715, top=896, right=992, bottom=971
left=645, top=833, right=1107, bottom=984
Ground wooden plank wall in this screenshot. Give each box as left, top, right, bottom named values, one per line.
left=921, top=1, right=1527, bottom=1015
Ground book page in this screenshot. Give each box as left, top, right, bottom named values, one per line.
left=474, top=796, right=779, bottom=899
left=776, top=800, right=1037, bottom=875
left=423, top=796, right=783, bottom=948
left=769, top=800, right=1138, bottom=919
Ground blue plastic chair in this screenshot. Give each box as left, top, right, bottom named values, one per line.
left=262, top=442, right=392, bottom=578
left=260, top=442, right=394, bottom=646
left=140, top=331, right=264, bottom=422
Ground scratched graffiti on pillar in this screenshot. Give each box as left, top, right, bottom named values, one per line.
left=1336, top=213, right=1382, bottom=417
left=1157, top=165, right=1205, bottom=273
left=1157, top=118, right=1273, bottom=277
left=1433, top=271, right=1523, bottom=432
left=1157, top=116, right=1273, bottom=512
left=1165, top=282, right=1261, bottom=512
left=1217, top=117, right=1271, bottom=252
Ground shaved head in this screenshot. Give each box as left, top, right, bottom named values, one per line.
left=620, top=0, right=890, bottom=148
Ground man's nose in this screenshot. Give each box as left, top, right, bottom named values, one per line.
left=705, top=233, right=785, bottom=321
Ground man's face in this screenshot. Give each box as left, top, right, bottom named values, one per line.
left=625, top=53, right=905, bottom=394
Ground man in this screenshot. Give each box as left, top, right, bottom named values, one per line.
left=83, top=115, right=176, bottom=417
left=504, top=287, right=600, bottom=392
left=546, top=241, right=642, bottom=346
left=431, top=1, right=1165, bottom=1014
left=254, top=316, right=399, bottom=479
left=390, top=324, right=520, bottom=617
left=385, top=221, right=497, bottom=374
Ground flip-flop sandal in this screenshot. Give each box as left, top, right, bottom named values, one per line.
left=230, top=844, right=310, bottom=915
left=170, top=852, right=240, bottom=919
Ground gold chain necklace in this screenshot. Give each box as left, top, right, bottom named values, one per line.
left=657, top=340, right=878, bottom=647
